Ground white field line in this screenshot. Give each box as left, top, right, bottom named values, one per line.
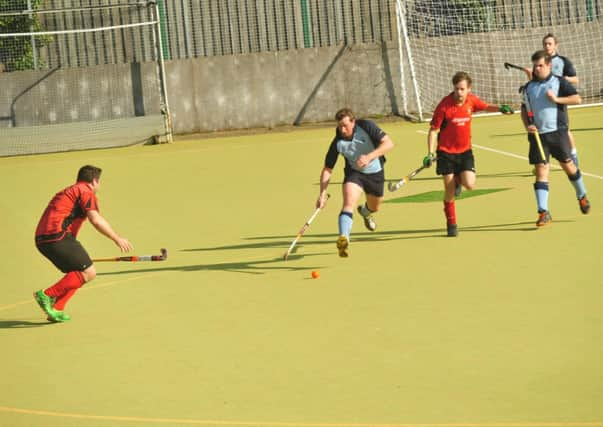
left=415, top=130, right=603, bottom=180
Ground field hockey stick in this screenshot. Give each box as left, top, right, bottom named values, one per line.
left=93, top=248, right=168, bottom=262
left=283, top=194, right=330, bottom=261
left=503, top=62, right=525, bottom=72
left=387, top=164, right=427, bottom=192
left=521, top=86, right=547, bottom=162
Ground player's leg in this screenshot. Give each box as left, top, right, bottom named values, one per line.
left=437, top=151, right=460, bottom=236
left=442, top=174, right=458, bottom=237
left=34, top=236, right=91, bottom=321
left=568, top=130, right=579, bottom=167
left=357, top=170, right=385, bottom=231
left=551, top=133, right=590, bottom=214
left=337, top=180, right=363, bottom=257
left=528, top=134, right=552, bottom=226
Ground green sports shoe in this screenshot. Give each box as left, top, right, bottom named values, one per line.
left=33, top=290, right=56, bottom=316
left=47, top=311, right=71, bottom=322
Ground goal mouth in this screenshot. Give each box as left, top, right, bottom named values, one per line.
left=0, top=2, right=172, bottom=156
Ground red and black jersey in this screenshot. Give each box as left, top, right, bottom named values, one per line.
left=35, top=181, right=99, bottom=244
left=430, top=93, right=488, bottom=153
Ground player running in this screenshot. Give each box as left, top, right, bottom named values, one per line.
left=316, top=108, right=394, bottom=257
left=521, top=50, right=590, bottom=227
left=33, top=165, right=132, bottom=322
left=424, top=71, right=514, bottom=236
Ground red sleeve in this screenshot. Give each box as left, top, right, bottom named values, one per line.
left=430, top=100, right=446, bottom=130
left=471, top=94, right=489, bottom=112
left=79, top=185, right=99, bottom=213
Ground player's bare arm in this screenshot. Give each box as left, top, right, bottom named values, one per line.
left=546, top=90, right=581, bottom=105
left=317, top=167, right=332, bottom=208
left=355, top=135, right=394, bottom=169
left=87, top=210, right=133, bottom=252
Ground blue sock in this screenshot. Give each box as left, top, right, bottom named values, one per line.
left=568, top=169, right=587, bottom=199
left=534, top=182, right=549, bottom=212
left=570, top=148, right=579, bottom=168
left=338, top=211, right=353, bottom=239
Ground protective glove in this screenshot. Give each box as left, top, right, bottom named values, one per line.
left=422, top=153, right=436, bottom=168
left=499, top=104, right=514, bottom=114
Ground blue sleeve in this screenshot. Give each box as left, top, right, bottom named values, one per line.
left=324, top=136, right=339, bottom=169
left=356, top=119, right=386, bottom=147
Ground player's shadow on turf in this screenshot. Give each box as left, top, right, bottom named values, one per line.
left=461, top=219, right=573, bottom=232
left=0, top=319, right=50, bottom=329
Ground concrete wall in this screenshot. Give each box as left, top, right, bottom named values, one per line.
left=165, top=42, right=403, bottom=134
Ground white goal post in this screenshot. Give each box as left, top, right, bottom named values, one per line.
left=395, top=0, right=603, bottom=121
left=0, top=0, right=172, bottom=156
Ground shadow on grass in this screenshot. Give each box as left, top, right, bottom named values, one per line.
left=98, top=219, right=553, bottom=277
left=97, top=253, right=331, bottom=277
left=0, top=319, right=50, bottom=329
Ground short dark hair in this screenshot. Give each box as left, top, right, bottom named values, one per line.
left=335, top=107, right=355, bottom=122
left=452, top=71, right=472, bottom=87
left=542, top=33, right=557, bottom=44
left=531, top=49, right=551, bottom=64
left=77, top=165, right=102, bottom=183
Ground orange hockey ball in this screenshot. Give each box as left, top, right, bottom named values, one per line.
left=311, top=270, right=320, bottom=279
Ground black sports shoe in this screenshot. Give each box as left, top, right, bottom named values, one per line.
left=447, top=223, right=458, bottom=237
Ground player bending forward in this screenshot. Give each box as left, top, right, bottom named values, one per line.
left=425, top=71, right=514, bottom=237
left=34, top=165, right=132, bottom=322
left=317, top=108, right=394, bottom=257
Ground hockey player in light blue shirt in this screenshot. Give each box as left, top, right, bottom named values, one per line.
left=521, top=50, right=590, bottom=227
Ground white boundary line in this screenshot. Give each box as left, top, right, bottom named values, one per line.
left=416, top=130, right=603, bottom=180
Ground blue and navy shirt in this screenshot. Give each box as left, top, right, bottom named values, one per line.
left=324, top=119, right=386, bottom=175
left=523, top=73, right=577, bottom=134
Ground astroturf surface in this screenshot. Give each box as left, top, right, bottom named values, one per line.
left=1, top=107, right=602, bottom=427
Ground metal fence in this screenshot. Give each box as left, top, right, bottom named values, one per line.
left=1, top=0, right=600, bottom=71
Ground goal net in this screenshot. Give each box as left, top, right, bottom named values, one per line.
left=0, top=0, right=172, bottom=156
left=395, top=0, right=603, bottom=121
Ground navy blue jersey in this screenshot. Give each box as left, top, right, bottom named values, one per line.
left=324, top=119, right=386, bottom=175
left=523, top=74, right=577, bottom=134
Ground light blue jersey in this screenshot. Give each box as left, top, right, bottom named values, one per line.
left=324, top=119, right=386, bottom=176
left=524, top=74, right=576, bottom=134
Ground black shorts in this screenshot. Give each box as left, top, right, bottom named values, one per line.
left=436, top=149, right=475, bottom=176
left=528, top=130, right=572, bottom=164
left=344, top=169, right=385, bottom=197
left=36, top=234, right=93, bottom=273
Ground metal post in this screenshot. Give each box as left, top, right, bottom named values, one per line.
left=27, top=0, right=38, bottom=69
left=300, top=0, right=312, bottom=48
left=154, top=1, right=173, bottom=142
left=396, top=0, right=423, bottom=121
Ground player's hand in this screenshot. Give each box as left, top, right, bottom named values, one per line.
left=546, top=89, right=557, bottom=103
left=316, top=193, right=327, bottom=209
left=499, top=104, right=514, bottom=114
left=422, top=153, right=436, bottom=168
left=115, top=237, right=133, bottom=252
left=526, top=124, right=538, bottom=134
left=355, top=154, right=370, bottom=169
